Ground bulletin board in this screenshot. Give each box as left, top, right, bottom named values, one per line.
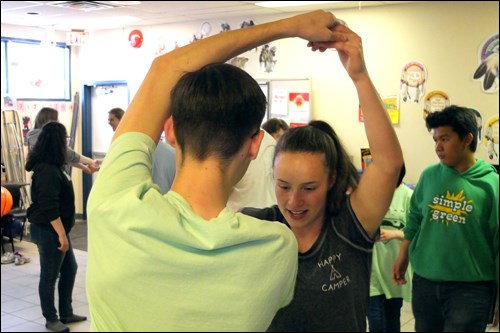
left=260, top=78, right=311, bottom=127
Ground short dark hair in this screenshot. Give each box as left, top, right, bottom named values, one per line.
left=108, top=107, right=125, bottom=120
left=262, top=118, right=289, bottom=136
left=425, top=105, right=478, bottom=152
left=171, top=63, right=266, bottom=164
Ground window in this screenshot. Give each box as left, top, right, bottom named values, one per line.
left=1, top=38, right=71, bottom=101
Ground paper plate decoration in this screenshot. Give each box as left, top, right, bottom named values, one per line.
left=400, top=61, right=427, bottom=103
left=201, top=22, right=212, bottom=37
left=129, top=29, right=143, bottom=48
left=423, top=90, right=450, bottom=119
left=473, top=33, right=499, bottom=93
left=483, top=115, right=499, bottom=161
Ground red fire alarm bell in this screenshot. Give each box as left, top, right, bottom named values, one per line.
left=129, top=29, right=143, bottom=48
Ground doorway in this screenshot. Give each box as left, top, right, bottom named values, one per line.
left=81, top=81, right=129, bottom=217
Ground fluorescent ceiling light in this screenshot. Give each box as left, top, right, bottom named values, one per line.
left=109, top=1, right=142, bottom=5
left=255, top=1, right=345, bottom=8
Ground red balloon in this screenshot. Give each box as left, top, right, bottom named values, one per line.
left=1, top=186, right=13, bottom=217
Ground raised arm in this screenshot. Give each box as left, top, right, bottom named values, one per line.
left=311, top=23, right=403, bottom=237
left=114, top=10, right=346, bottom=144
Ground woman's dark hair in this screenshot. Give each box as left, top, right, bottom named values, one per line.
left=396, top=163, right=406, bottom=187
left=34, top=107, right=59, bottom=129
left=274, top=120, right=359, bottom=215
left=26, top=122, right=68, bottom=170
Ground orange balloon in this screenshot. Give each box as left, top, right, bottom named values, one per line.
left=1, top=186, right=13, bottom=217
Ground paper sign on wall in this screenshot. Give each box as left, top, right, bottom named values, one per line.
left=289, top=92, right=310, bottom=126
left=271, top=88, right=288, bottom=116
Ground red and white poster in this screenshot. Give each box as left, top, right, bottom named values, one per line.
left=289, top=92, right=310, bottom=127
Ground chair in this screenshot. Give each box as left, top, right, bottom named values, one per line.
left=1, top=184, right=28, bottom=253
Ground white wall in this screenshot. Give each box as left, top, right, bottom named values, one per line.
left=76, top=1, right=499, bottom=185
left=2, top=1, right=498, bottom=213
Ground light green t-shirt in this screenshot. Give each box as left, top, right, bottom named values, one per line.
left=370, top=184, right=413, bottom=301
left=86, top=132, right=298, bottom=332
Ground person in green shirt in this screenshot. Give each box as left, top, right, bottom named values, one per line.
left=368, top=164, right=413, bottom=332
left=393, top=105, right=499, bottom=332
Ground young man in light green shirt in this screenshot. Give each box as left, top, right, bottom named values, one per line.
left=87, top=10, right=349, bottom=332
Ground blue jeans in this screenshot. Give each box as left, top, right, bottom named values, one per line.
left=30, top=223, right=78, bottom=322
left=367, top=294, right=403, bottom=332
left=412, top=273, right=496, bottom=332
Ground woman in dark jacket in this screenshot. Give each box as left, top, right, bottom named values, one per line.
left=26, top=121, right=86, bottom=332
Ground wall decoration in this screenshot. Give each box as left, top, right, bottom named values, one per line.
left=423, top=90, right=450, bottom=119
left=271, top=88, right=288, bottom=116
left=473, top=33, right=498, bottom=94
left=201, top=22, right=212, bottom=37
left=240, top=19, right=255, bottom=28
left=383, top=95, right=400, bottom=124
left=288, top=92, right=310, bottom=127
left=360, top=148, right=372, bottom=172
left=400, top=61, right=427, bottom=103
left=128, top=29, right=143, bottom=48
left=15, top=100, right=72, bottom=144
left=22, top=116, right=31, bottom=145
left=470, top=108, right=484, bottom=141
left=220, top=21, right=231, bottom=32
left=483, top=115, right=499, bottom=161
left=154, top=35, right=180, bottom=57
left=228, top=57, right=248, bottom=69
left=189, top=32, right=203, bottom=43
left=189, top=22, right=212, bottom=44
left=359, top=96, right=399, bottom=124
left=259, top=44, right=277, bottom=73
left=155, top=36, right=167, bottom=56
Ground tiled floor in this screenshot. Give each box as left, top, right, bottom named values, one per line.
left=1, top=239, right=90, bottom=332
left=1, top=235, right=498, bottom=332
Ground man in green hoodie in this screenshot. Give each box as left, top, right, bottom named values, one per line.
left=392, top=105, right=498, bottom=332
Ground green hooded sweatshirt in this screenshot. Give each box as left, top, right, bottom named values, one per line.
left=405, top=159, right=499, bottom=289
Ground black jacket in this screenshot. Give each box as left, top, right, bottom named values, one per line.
left=26, top=162, right=75, bottom=233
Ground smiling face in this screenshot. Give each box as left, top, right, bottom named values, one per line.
left=108, top=113, right=121, bottom=132
left=274, top=151, right=334, bottom=233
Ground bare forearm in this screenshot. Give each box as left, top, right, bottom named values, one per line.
left=398, top=239, right=411, bottom=260
left=116, top=10, right=343, bottom=143
left=78, top=154, right=94, bottom=165
left=50, top=217, right=69, bottom=252
left=117, top=19, right=291, bottom=143
left=350, top=74, right=403, bottom=235
left=50, top=217, right=66, bottom=238
left=379, top=228, right=404, bottom=242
